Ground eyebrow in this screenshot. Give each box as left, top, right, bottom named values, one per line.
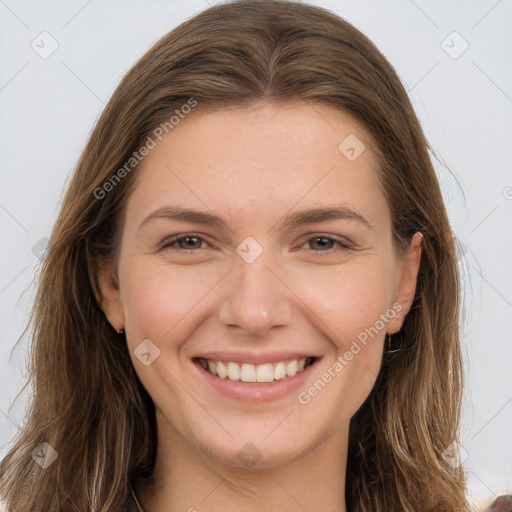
left=138, top=203, right=373, bottom=233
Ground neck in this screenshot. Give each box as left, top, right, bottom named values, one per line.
left=135, top=413, right=349, bottom=512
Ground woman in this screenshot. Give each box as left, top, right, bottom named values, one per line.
left=0, top=0, right=474, bottom=510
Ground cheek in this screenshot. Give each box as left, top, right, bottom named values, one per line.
left=119, top=257, right=225, bottom=343
left=296, top=263, right=390, bottom=416
left=119, top=249, right=396, bottom=357
left=120, top=253, right=391, bottom=425
left=294, top=257, right=395, bottom=345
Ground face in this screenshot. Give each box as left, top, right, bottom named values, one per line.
left=98, top=100, right=421, bottom=470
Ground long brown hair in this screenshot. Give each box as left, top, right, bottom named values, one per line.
left=0, top=1, right=472, bottom=510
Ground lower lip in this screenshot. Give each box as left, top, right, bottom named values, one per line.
left=194, top=359, right=320, bottom=403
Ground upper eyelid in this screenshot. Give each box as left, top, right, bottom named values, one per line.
left=159, top=234, right=213, bottom=249
left=160, top=233, right=354, bottom=250
left=295, top=236, right=353, bottom=251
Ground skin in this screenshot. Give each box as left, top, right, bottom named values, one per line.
left=97, top=100, right=422, bottom=512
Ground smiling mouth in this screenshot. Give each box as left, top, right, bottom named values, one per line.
left=194, top=357, right=318, bottom=383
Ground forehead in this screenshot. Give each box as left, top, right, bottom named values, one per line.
left=127, top=100, right=387, bottom=230
left=139, top=99, right=379, bottom=171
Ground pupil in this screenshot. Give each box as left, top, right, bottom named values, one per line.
left=182, top=236, right=199, bottom=249
left=313, top=237, right=330, bottom=249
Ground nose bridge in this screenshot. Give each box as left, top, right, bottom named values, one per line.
left=218, top=238, right=293, bottom=335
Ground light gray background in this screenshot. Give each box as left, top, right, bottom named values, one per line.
left=0, top=0, right=511, bottom=507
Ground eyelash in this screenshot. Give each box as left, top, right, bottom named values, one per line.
left=160, top=234, right=353, bottom=255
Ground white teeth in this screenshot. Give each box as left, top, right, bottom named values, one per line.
left=273, top=362, right=287, bottom=380
left=256, top=363, right=274, bottom=383
left=207, top=360, right=217, bottom=376
left=227, top=362, right=240, bottom=381
left=240, top=363, right=257, bottom=383
left=216, top=361, right=227, bottom=379
left=286, top=359, right=298, bottom=377
left=199, top=357, right=314, bottom=382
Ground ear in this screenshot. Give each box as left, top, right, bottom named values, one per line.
left=387, top=232, right=423, bottom=334
left=94, top=259, right=125, bottom=333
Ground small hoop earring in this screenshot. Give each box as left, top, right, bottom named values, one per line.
left=385, top=332, right=402, bottom=353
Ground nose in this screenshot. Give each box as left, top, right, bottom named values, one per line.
left=218, top=249, right=294, bottom=337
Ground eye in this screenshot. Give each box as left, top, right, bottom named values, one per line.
left=296, top=235, right=352, bottom=254
left=159, top=234, right=353, bottom=255
left=160, top=234, right=212, bottom=252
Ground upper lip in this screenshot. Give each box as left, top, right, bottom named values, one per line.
left=193, top=351, right=321, bottom=365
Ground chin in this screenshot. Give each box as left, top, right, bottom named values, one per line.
left=191, top=427, right=323, bottom=471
